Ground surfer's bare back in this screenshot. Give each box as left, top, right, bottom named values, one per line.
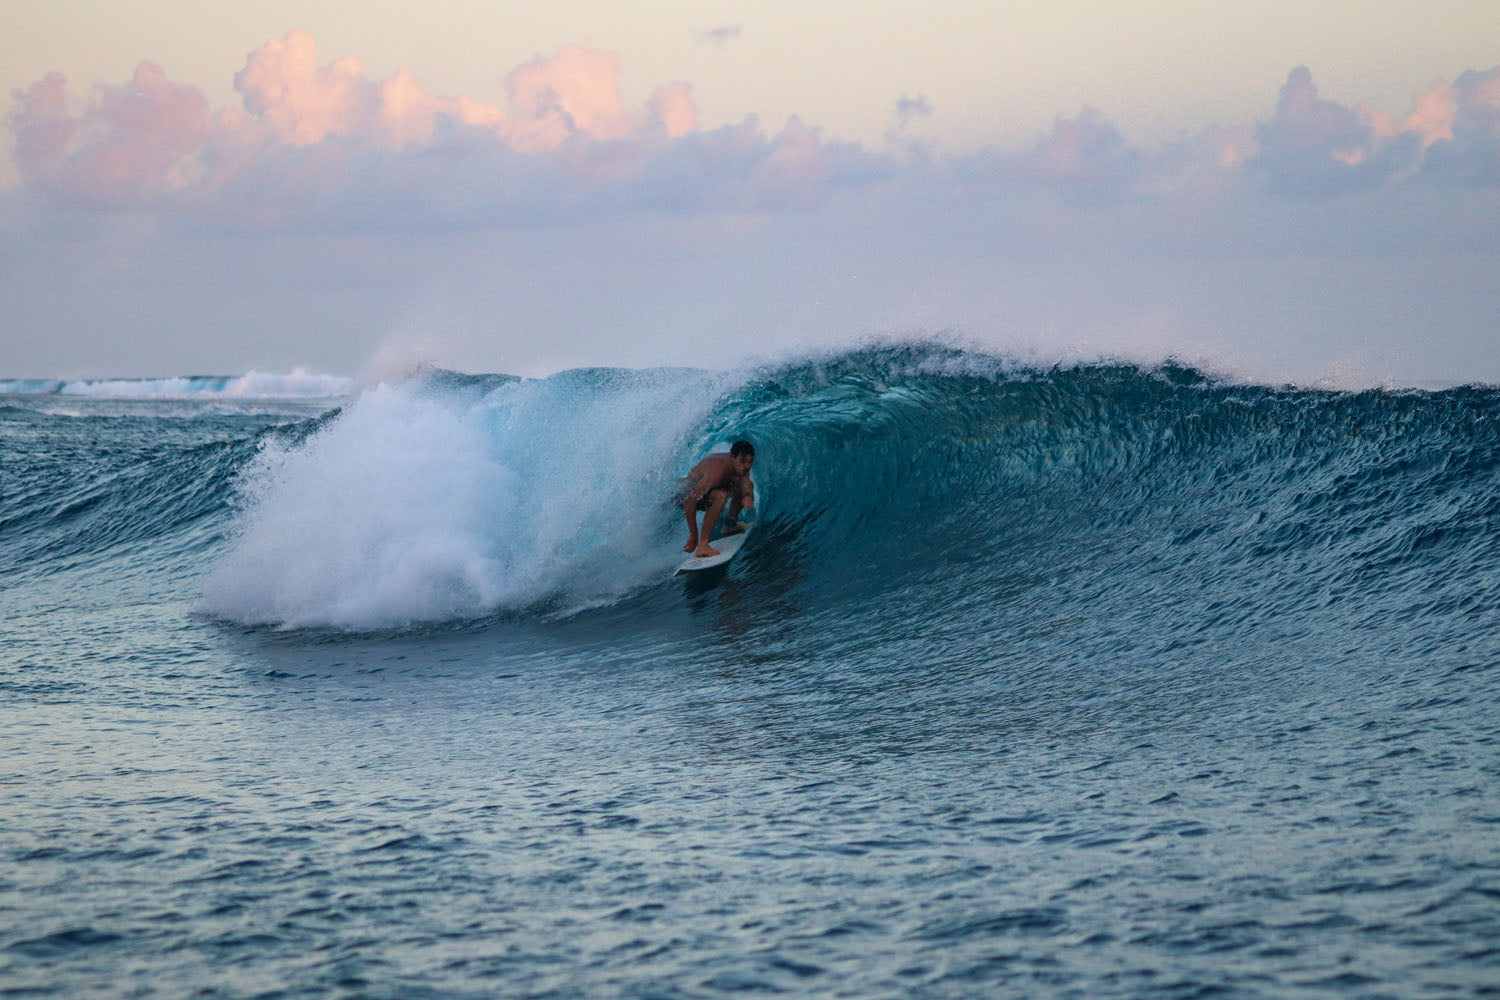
left=678, top=440, right=755, bottom=558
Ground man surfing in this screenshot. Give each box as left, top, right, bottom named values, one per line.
left=677, top=440, right=755, bottom=558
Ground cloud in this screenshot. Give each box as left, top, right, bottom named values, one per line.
left=235, top=29, right=381, bottom=145
left=940, top=105, right=1145, bottom=215
left=5, top=33, right=1500, bottom=239
left=1362, top=79, right=1454, bottom=150
left=1243, top=64, right=1500, bottom=196
left=894, top=94, right=933, bottom=128
left=1421, top=66, right=1500, bottom=188
left=648, top=82, right=697, bottom=140
left=1016, top=107, right=1140, bottom=205
left=5, top=30, right=889, bottom=226
left=1247, top=66, right=1420, bottom=196
left=8, top=63, right=215, bottom=206
left=503, top=45, right=630, bottom=149
left=695, top=25, right=742, bottom=48
left=947, top=65, right=1500, bottom=209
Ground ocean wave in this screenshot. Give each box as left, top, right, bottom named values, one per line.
left=0, top=368, right=354, bottom=399
left=193, top=347, right=1500, bottom=629
left=10, top=345, right=1498, bottom=633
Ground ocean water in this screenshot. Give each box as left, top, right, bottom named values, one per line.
left=3, top=346, right=1499, bottom=998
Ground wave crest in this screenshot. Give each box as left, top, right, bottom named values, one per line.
left=198, top=345, right=1500, bottom=630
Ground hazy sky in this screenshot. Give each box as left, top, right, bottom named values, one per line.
left=2, top=1, right=1497, bottom=384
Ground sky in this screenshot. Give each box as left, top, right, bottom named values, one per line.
left=1, top=0, right=1498, bottom=385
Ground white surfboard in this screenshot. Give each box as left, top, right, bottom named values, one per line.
left=675, top=524, right=753, bottom=574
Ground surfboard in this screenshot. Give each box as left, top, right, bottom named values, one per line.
left=675, top=524, right=752, bottom=574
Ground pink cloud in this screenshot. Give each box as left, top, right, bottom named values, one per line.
left=8, top=27, right=704, bottom=194
left=1243, top=65, right=1500, bottom=193
left=503, top=46, right=633, bottom=150
left=6, top=30, right=710, bottom=215
left=1399, top=82, right=1454, bottom=148
left=1421, top=66, right=1500, bottom=187
left=9, top=62, right=214, bottom=204
left=649, top=82, right=697, bottom=140
left=8, top=31, right=1499, bottom=229
left=1245, top=66, right=1439, bottom=196
left=231, top=29, right=492, bottom=149
left=234, top=30, right=375, bottom=145
left=10, top=72, right=78, bottom=166
left=4, top=29, right=897, bottom=224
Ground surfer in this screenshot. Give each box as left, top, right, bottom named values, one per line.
left=678, top=440, right=755, bottom=558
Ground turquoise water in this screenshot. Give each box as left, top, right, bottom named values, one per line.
left=3, top=348, right=1499, bottom=997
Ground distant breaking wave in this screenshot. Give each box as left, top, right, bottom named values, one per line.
left=0, top=368, right=354, bottom=399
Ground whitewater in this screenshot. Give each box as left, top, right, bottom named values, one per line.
left=3, top=345, right=1498, bottom=998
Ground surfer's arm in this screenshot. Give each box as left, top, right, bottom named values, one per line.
left=725, top=478, right=752, bottom=529
left=684, top=477, right=711, bottom=506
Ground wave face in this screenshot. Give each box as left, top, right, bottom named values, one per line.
left=728, top=349, right=1500, bottom=640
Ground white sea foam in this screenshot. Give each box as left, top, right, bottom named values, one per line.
left=0, top=379, right=65, bottom=395
left=201, top=369, right=733, bottom=629
left=0, top=368, right=356, bottom=399
left=219, top=369, right=356, bottom=398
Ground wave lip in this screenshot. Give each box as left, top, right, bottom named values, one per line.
left=0, top=368, right=354, bottom=399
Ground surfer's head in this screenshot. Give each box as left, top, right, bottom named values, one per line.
left=731, top=439, right=755, bottom=475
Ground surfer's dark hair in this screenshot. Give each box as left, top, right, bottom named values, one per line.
left=731, top=440, right=755, bottom=458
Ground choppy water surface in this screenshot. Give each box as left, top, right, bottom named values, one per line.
left=3, top=349, right=1499, bottom=997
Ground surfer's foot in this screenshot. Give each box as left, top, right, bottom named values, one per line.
left=683, top=538, right=697, bottom=553
left=694, top=544, right=721, bottom=558
left=722, top=522, right=745, bottom=536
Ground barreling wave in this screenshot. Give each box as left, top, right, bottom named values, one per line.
left=10, top=344, right=1498, bottom=642
left=191, top=345, right=1500, bottom=638
left=718, top=348, right=1500, bottom=673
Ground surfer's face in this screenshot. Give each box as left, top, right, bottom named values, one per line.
left=734, top=454, right=754, bottom=476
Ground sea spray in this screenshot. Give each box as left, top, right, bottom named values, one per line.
left=201, top=368, right=738, bottom=628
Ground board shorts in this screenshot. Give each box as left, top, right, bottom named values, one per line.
left=674, top=478, right=725, bottom=512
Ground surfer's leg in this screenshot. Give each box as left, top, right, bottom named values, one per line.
left=683, top=496, right=701, bottom=553
left=694, top=490, right=728, bottom=557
